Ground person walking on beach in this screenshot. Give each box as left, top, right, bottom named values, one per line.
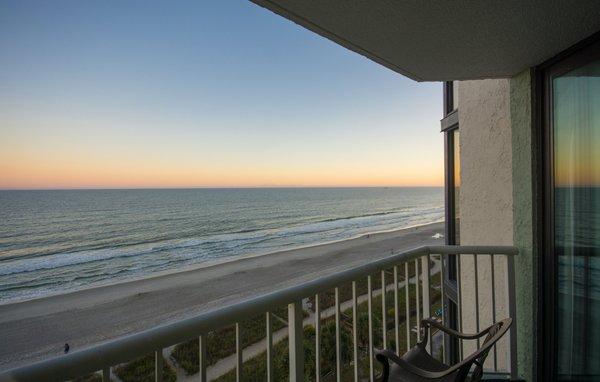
left=64, top=343, right=70, bottom=354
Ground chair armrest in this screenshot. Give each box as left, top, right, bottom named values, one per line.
left=421, top=317, right=493, bottom=341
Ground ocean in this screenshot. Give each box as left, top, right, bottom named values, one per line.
left=0, top=187, right=443, bottom=303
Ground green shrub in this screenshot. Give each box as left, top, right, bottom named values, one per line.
left=114, top=354, right=176, bottom=382
left=171, top=306, right=288, bottom=375
left=213, top=326, right=321, bottom=382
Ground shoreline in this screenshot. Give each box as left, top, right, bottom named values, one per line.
left=0, top=221, right=444, bottom=370
left=0, top=219, right=443, bottom=307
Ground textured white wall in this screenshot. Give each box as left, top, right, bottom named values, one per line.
left=456, top=79, right=513, bottom=371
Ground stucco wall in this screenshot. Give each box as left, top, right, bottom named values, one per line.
left=457, top=79, right=514, bottom=371
left=457, top=79, right=514, bottom=245
left=510, top=69, right=537, bottom=382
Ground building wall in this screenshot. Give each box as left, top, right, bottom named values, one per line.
left=456, top=78, right=513, bottom=371
left=456, top=74, right=538, bottom=380
left=457, top=79, right=514, bottom=245
left=510, top=69, right=537, bottom=382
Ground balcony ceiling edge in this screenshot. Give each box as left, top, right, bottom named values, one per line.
left=251, top=0, right=600, bottom=82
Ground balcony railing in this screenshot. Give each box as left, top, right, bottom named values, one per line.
left=0, top=245, right=518, bottom=382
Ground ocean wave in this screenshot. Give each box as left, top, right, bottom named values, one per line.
left=314, top=209, right=405, bottom=223
left=0, top=211, right=445, bottom=307
left=0, top=206, right=443, bottom=278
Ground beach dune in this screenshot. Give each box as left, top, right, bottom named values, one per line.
left=0, top=222, right=444, bottom=370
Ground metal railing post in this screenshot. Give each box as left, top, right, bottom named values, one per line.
left=155, top=349, right=163, bottom=382
left=440, top=253, right=446, bottom=363
left=415, top=260, right=421, bottom=336
left=381, top=270, right=387, bottom=349
left=367, top=275, right=374, bottom=382
left=490, top=255, right=498, bottom=372
left=457, top=254, right=463, bottom=360
left=405, top=263, right=411, bottom=349
left=335, top=287, right=341, bottom=382
left=421, top=255, right=431, bottom=352
left=199, top=335, right=207, bottom=382
left=289, top=300, right=304, bottom=382
left=393, top=266, right=400, bottom=355
left=352, top=282, right=358, bottom=382
left=474, top=254, right=480, bottom=348
left=507, top=255, right=519, bottom=379
left=266, top=313, right=273, bottom=382
left=236, top=323, right=242, bottom=382
left=315, top=294, right=321, bottom=382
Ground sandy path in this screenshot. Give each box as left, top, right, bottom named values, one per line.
left=0, top=222, right=444, bottom=370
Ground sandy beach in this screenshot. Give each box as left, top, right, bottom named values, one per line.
left=0, top=221, right=444, bottom=370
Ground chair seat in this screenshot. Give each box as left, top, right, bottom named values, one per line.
left=387, top=345, right=458, bottom=382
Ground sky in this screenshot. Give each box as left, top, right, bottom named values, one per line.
left=553, top=66, right=600, bottom=187
left=0, top=0, right=443, bottom=189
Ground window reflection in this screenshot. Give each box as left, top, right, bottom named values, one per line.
left=554, top=59, right=600, bottom=380
left=453, top=130, right=460, bottom=244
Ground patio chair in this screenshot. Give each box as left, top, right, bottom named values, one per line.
left=375, top=317, right=512, bottom=382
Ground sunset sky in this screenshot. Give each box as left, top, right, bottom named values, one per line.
left=0, top=1, right=443, bottom=189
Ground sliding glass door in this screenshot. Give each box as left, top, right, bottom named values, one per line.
left=545, top=41, right=600, bottom=381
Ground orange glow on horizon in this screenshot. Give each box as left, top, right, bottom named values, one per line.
left=0, top=125, right=443, bottom=189
left=0, top=160, right=443, bottom=189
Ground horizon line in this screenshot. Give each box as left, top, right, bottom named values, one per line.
left=0, top=185, right=444, bottom=191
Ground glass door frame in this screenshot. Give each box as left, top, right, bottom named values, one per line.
left=441, top=81, right=460, bottom=364
left=538, top=35, right=600, bottom=381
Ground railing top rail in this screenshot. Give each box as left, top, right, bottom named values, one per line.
left=427, top=245, right=519, bottom=256
left=0, top=245, right=517, bottom=382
